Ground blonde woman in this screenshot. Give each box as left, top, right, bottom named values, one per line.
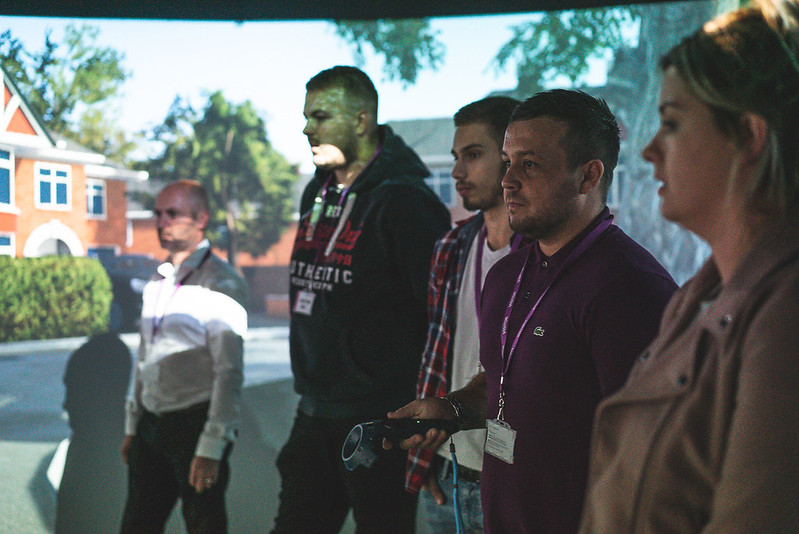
left=579, top=1, right=799, bottom=532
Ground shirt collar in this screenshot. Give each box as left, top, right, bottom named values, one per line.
left=532, top=206, right=612, bottom=269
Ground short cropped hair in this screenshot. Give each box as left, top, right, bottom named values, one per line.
left=510, top=89, right=620, bottom=201
left=162, top=179, right=210, bottom=221
left=454, top=96, right=521, bottom=149
left=306, top=65, right=379, bottom=119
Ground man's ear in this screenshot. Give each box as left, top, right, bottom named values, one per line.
left=355, top=110, right=371, bottom=136
left=739, top=112, right=770, bottom=164
left=196, top=211, right=210, bottom=231
left=579, top=159, right=604, bottom=195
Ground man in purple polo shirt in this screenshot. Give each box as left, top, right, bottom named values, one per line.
left=387, top=89, right=677, bottom=533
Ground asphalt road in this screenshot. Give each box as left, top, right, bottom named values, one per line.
left=0, top=325, right=430, bottom=533
left=0, top=326, right=301, bottom=533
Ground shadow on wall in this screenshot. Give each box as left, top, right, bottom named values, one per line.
left=56, top=332, right=131, bottom=534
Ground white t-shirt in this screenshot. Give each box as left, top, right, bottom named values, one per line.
left=437, top=229, right=511, bottom=471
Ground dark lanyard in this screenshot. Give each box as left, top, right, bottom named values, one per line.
left=474, top=228, right=524, bottom=329
left=151, top=247, right=211, bottom=337
left=496, top=216, right=613, bottom=419
left=305, top=175, right=351, bottom=241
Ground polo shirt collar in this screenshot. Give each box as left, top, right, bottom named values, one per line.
left=532, top=206, right=613, bottom=270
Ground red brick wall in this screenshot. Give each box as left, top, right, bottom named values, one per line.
left=235, top=222, right=298, bottom=267
left=14, top=157, right=129, bottom=257
left=124, top=217, right=163, bottom=259
left=85, top=179, right=127, bottom=250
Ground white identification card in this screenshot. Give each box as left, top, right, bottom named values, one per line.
left=485, top=418, right=516, bottom=464
left=293, top=290, right=316, bottom=316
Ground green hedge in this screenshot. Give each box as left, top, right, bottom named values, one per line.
left=0, top=256, right=112, bottom=342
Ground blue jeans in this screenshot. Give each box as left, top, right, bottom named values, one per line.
left=421, top=464, right=483, bottom=533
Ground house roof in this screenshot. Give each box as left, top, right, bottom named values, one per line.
left=387, top=117, right=454, bottom=166
left=0, top=64, right=148, bottom=182
left=1, top=66, right=54, bottom=147
left=388, top=75, right=634, bottom=169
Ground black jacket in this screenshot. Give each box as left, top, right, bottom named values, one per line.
left=289, top=125, right=451, bottom=418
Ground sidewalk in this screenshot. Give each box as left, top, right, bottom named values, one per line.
left=0, top=312, right=288, bottom=357
left=0, top=313, right=431, bottom=533
left=0, top=378, right=304, bottom=533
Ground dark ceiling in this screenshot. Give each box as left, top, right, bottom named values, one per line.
left=2, top=0, right=691, bottom=21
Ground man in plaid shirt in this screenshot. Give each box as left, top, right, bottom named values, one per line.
left=406, top=96, right=520, bottom=533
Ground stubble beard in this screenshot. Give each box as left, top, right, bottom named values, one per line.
left=463, top=180, right=505, bottom=212
left=464, top=194, right=501, bottom=212
left=508, top=181, right=580, bottom=242
left=159, top=233, right=192, bottom=256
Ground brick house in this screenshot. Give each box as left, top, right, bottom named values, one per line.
left=387, top=117, right=470, bottom=223
left=0, top=65, right=147, bottom=260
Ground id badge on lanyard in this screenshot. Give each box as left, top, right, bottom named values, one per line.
left=486, top=418, right=517, bottom=464
left=293, top=290, right=316, bottom=315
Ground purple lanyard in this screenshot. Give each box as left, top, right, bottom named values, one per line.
left=474, top=229, right=524, bottom=329
left=496, top=216, right=613, bottom=416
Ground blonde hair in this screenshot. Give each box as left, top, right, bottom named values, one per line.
left=662, top=0, right=799, bottom=219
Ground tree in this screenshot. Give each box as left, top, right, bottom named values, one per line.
left=610, top=1, right=717, bottom=284
left=334, top=9, right=635, bottom=93
left=333, top=19, right=445, bottom=85
left=494, top=8, right=638, bottom=97
left=0, top=25, right=138, bottom=163
left=333, top=2, right=725, bottom=283
left=142, top=91, right=298, bottom=266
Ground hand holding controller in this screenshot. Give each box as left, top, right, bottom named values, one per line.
left=342, top=419, right=459, bottom=470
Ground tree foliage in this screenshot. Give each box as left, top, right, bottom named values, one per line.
left=331, top=2, right=722, bottom=283
left=333, top=9, right=636, bottom=94
left=494, top=8, right=638, bottom=96
left=0, top=25, right=137, bottom=163
left=142, top=91, right=298, bottom=264
left=334, top=19, right=445, bottom=85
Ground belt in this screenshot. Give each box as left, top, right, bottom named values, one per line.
left=440, top=457, right=481, bottom=484
left=143, top=401, right=210, bottom=419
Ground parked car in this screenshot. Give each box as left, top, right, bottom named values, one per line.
left=98, top=254, right=161, bottom=332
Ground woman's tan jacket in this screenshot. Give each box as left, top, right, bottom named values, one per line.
left=579, top=222, right=799, bottom=533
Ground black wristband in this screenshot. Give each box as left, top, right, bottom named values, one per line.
left=441, top=394, right=465, bottom=430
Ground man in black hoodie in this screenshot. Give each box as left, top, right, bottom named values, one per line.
left=271, top=66, right=451, bottom=533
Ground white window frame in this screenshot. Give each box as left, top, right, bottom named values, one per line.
left=425, top=168, right=457, bottom=208
left=608, top=163, right=626, bottom=210
left=0, top=148, right=14, bottom=212
left=34, top=162, right=72, bottom=211
left=0, top=232, right=15, bottom=256
left=85, top=178, right=107, bottom=220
